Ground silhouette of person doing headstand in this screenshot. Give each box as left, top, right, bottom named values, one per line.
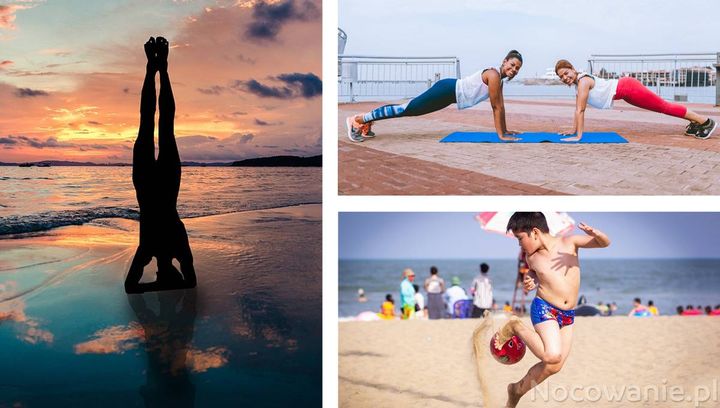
left=125, top=37, right=196, bottom=294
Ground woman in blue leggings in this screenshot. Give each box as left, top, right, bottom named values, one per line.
left=346, top=50, right=524, bottom=142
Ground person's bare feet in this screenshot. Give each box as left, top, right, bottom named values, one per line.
left=156, top=36, right=169, bottom=72
left=144, top=37, right=157, bottom=71
left=494, top=315, right=520, bottom=349
left=506, top=382, right=522, bottom=408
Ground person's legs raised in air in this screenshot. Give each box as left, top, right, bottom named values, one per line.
left=126, top=37, right=159, bottom=294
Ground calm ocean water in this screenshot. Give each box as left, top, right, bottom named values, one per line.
left=339, top=259, right=720, bottom=318
left=0, top=166, right=321, bottom=235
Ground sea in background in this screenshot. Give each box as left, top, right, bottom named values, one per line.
left=342, top=83, right=716, bottom=104
left=0, top=166, right=321, bottom=235
left=339, top=259, right=720, bottom=318
left=0, top=167, right=322, bottom=406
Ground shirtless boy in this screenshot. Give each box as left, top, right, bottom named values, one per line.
left=494, top=212, right=610, bottom=407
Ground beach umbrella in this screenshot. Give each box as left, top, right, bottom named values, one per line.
left=475, top=212, right=576, bottom=237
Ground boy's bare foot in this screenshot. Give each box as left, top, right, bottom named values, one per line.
left=144, top=37, right=157, bottom=70
left=506, top=382, right=522, bottom=408
left=494, top=315, right=520, bottom=349
left=156, top=36, right=169, bottom=72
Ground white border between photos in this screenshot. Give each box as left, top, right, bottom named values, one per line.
left=322, top=0, right=339, bottom=406
left=322, top=2, right=720, bottom=406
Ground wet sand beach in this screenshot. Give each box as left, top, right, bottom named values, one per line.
left=0, top=204, right=321, bottom=407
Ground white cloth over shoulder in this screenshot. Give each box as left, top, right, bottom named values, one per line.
left=577, top=72, right=618, bottom=110
left=455, top=69, right=491, bottom=109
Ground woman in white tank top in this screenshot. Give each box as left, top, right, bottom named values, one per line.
left=345, top=50, right=525, bottom=142
left=554, top=59, right=716, bottom=141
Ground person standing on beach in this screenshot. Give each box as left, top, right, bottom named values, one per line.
left=554, top=59, right=716, bottom=140
left=490, top=212, right=610, bottom=408
left=470, top=263, right=493, bottom=318
left=444, top=276, right=469, bottom=318
left=424, top=266, right=446, bottom=320
left=345, top=50, right=525, bottom=142
left=125, top=37, right=196, bottom=294
left=400, top=268, right=416, bottom=320
left=413, top=284, right=426, bottom=319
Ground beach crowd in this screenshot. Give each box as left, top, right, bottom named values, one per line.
left=355, top=264, right=720, bottom=320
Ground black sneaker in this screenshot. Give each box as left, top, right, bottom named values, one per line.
left=694, top=118, right=717, bottom=140
left=684, top=122, right=699, bottom=136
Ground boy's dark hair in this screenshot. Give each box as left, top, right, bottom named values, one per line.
left=480, top=263, right=489, bottom=273
left=648, top=300, right=654, bottom=306
left=506, top=212, right=550, bottom=234
left=634, top=297, right=641, bottom=304
left=386, top=294, right=393, bottom=303
left=686, top=305, right=694, bottom=310
left=705, top=306, right=712, bottom=314
left=676, top=306, right=684, bottom=315
left=430, top=266, right=438, bottom=275
left=413, top=284, right=419, bottom=293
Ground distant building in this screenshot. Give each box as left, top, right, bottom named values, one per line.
left=674, top=66, right=715, bottom=87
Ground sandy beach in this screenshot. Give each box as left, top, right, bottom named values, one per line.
left=340, top=315, right=720, bottom=407
left=0, top=204, right=321, bottom=406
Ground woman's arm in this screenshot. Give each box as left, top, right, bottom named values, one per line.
left=485, top=69, right=519, bottom=141
left=561, top=77, right=592, bottom=141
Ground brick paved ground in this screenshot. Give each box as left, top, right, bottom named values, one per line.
left=338, top=99, right=720, bottom=195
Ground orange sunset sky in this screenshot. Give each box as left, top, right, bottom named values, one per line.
left=0, top=0, right=321, bottom=163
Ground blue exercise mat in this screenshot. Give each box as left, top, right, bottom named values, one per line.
left=440, top=132, right=628, bottom=144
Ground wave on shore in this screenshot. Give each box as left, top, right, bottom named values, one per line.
left=0, top=201, right=322, bottom=236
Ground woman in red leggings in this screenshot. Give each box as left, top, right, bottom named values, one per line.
left=554, top=59, right=716, bottom=141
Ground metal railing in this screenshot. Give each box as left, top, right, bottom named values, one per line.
left=588, top=53, right=719, bottom=105
left=338, top=55, right=461, bottom=103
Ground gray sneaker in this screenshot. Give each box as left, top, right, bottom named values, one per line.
left=345, top=116, right=364, bottom=142
left=694, top=118, right=717, bottom=140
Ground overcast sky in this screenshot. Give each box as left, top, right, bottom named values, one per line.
left=340, top=0, right=718, bottom=78
left=339, top=212, right=720, bottom=260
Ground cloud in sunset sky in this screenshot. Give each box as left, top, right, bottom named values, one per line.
left=0, top=0, right=321, bottom=163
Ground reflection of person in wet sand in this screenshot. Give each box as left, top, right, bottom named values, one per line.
left=125, top=37, right=196, bottom=294
left=129, top=289, right=197, bottom=407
